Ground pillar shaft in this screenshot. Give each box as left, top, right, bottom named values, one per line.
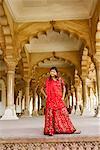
left=75, top=86, right=82, bottom=115
left=94, top=19, right=100, bottom=117
left=32, top=89, right=38, bottom=116
left=82, top=79, right=87, bottom=108
left=81, top=78, right=91, bottom=116
left=96, top=63, right=100, bottom=104
left=22, top=80, right=30, bottom=117
left=25, top=81, right=30, bottom=110
left=7, top=70, right=15, bottom=106
left=95, top=62, right=100, bottom=117
left=1, top=61, right=18, bottom=120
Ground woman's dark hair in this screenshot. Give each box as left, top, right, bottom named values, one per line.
left=50, top=66, right=58, bottom=73
left=49, top=66, right=58, bottom=80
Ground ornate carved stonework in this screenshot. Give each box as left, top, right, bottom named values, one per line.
left=0, top=137, right=99, bottom=150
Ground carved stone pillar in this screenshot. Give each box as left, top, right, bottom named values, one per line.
left=38, top=95, right=42, bottom=111
left=22, top=95, right=25, bottom=111
left=71, top=86, right=76, bottom=114
left=81, top=47, right=90, bottom=115
left=16, top=90, right=22, bottom=114
left=95, top=61, right=100, bottom=117
left=68, top=90, right=72, bottom=107
left=75, top=87, right=81, bottom=115
left=7, top=68, right=15, bottom=106
left=26, top=81, right=30, bottom=111
left=1, top=62, right=18, bottom=120
left=82, top=79, right=95, bottom=116
left=33, top=88, right=38, bottom=116
left=23, top=80, right=30, bottom=116
left=89, top=87, right=95, bottom=116
left=81, top=78, right=88, bottom=115
left=74, top=70, right=81, bottom=115
left=94, top=19, right=100, bottom=117
left=65, top=89, right=69, bottom=108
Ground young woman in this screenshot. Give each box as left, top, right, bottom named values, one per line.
left=41, top=67, right=80, bottom=136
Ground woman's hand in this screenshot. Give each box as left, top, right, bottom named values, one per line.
left=61, top=97, right=64, bottom=101
left=45, top=95, right=47, bottom=99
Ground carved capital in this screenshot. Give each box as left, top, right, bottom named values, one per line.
left=81, top=75, right=87, bottom=81
left=0, top=3, right=4, bottom=17
left=75, top=70, right=80, bottom=87
left=23, top=77, right=30, bottom=84
left=0, top=0, right=3, bottom=4
left=2, top=26, right=11, bottom=35
left=94, top=53, right=100, bottom=64
left=71, top=85, right=75, bottom=93
left=97, top=20, right=100, bottom=30
left=95, top=61, right=100, bottom=70
left=95, top=20, right=100, bottom=54
left=0, top=16, right=8, bottom=25
left=81, top=47, right=89, bottom=79
left=4, top=56, right=18, bottom=72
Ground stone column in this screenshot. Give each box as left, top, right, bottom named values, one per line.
left=82, top=78, right=94, bottom=116
left=68, top=90, right=72, bottom=107
left=89, top=87, right=95, bottom=116
left=0, top=80, right=6, bottom=109
left=26, top=81, right=30, bottom=111
left=81, top=78, right=88, bottom=115
left=71, top=93, right=76, bottom=114
left=81, top=47, right=89, bottom=115
left=94, top=19, right=100, bottom=117
left=94, top=81, right=98, bottom=108
left=33, top=88, right=38, bottom=116
left=33, top=86, right=38, bottom=116
left=22, top=95, right=25, bottom=111
left=71, top=86, right=76, bottom=114
left=16, top=90, right=22, bottom=115
left=95, top=62, right=100, bottom=117
left=7, top=69, right=14, bottom=106
left=23, top=80, right=30, bottom=116
left=75, top=87, right=81, bottom=115
left=29, top=96, right=33, bottom=115
left=38, top=95, right=42, bottom=111
left=74, top=70, right=81, bottom=115
left=1, top=63, right=18, bottom=120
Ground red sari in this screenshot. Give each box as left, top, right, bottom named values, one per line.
left=44, top=78, right=76, bottom=135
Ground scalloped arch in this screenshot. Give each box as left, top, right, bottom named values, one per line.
left=27, top=28, right=86, bottom=47
left=32, top=56, right=75, bottom=73
left=20, top=24, right=87, bottom=53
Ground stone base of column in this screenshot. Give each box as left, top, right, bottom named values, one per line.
left=96, top=105, right=100, bottom=117
left=82, top=107, right=95, bottom=117
left=71, top=105, right=76, bottom=114
left=32, top=110, right=38, bottom=116
left=75, top=105, right=82, bottom=115
left=0, top=102, right=5, bottom=117
left=21, top=109, right=30, bottom=117
left=1, top=105, right=19, bottom=120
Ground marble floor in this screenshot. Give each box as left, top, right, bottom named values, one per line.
left=0, top=114, right=100, bottom=139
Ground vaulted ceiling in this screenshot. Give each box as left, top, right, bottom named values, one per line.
left=0, top=0, right=99, bottom=92
left=4, top=0, right=98, bottom=22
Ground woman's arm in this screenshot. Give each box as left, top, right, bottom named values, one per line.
left=60, top=78, right=66, bottom=100
left=41, top=87, right=47, bottom=98
left=62, top=85, right=66, bottom=100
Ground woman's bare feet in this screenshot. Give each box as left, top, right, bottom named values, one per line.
left=74, top=130, right=81, bottom=134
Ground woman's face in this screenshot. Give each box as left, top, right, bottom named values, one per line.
left=50, top=69, right=57, bottom=77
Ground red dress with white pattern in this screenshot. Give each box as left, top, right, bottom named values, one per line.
left=44, top=78, right=76, bottom=135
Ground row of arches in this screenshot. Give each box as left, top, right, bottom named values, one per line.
left=0, top=51, right=98, bottom=118
left=0, top=0, right=100, bottom=119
